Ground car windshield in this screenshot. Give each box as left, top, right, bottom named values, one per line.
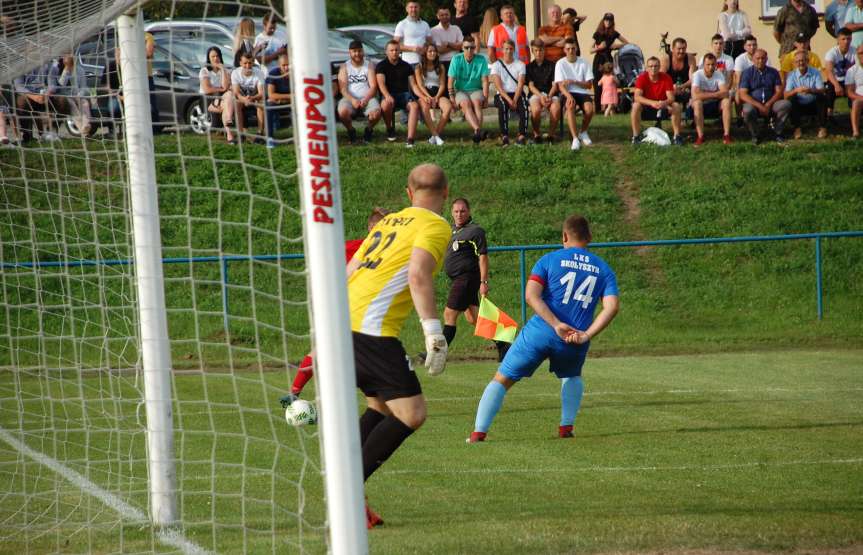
left=328, top=30, right=381, bottom=56
left=152, top=30, right=235, bottom=70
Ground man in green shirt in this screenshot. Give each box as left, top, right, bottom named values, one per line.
left=447, top=36, right=490, bottom=143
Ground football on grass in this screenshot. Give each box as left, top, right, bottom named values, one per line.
left=285, top=399, right=317, bottom=427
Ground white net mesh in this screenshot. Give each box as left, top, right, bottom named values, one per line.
left=0, top=1, right=333, bottom=552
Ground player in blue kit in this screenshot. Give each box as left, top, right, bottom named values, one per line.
left=468, top=215, right=619, bottom=442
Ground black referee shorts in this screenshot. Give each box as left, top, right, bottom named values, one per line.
left=353, top=332, right=422, bottom=401
left=446, top=273, right=480, bottom=312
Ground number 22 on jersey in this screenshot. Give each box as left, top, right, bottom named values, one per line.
left=559, top=272, right=596, bottom=308
left=359, top=231, right=397, bottom=270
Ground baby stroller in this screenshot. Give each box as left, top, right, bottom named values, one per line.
left=614, top=43, right=645, bottom=113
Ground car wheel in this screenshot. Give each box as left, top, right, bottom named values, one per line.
left=65, top=117, right=95, bottom=138
left=185, top=99, right=212, bottom=135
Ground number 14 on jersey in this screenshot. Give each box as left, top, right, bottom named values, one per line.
left=560, top=272, right=596, bottom=309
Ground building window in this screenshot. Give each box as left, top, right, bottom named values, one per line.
left=762, top=0, right=823, bottom=18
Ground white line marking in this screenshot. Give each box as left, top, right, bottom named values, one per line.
left=0, top=426, right=212, bottom=555
left=384, top=458, right=863, bottom=475
left=425, top=387, right=863, bottom=402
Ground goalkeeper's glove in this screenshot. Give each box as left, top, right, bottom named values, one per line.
left=421, top=318, right=448, bottom=376
left=279, top=394, right=298, bottom=408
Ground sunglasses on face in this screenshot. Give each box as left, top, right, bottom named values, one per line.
left=463, top=45, right=475, bottom=50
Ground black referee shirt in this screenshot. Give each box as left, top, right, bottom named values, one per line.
left=444, top=221, right=488, bottom=278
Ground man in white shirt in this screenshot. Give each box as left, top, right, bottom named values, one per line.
left=255, top=13, right=287, bottom=72
left=430, top=7, right=463, bottom=72
left=554, top=38, right=594, bottom=150
left=845, top=44, right=863, bottom=137
left=692, top=53, right=733, bottom=145
left=824, top=28, right=856, bottom=115
left=231, top=52, right=266, bottom=141
left=700, top=34, right=736, bottom=86
left=490, top=40, right=528, bottom=145
left=394, top=1, right=432, bottom=65
left=733, top=35, right=761, bottom=123
left=337, top=40, right=382, bottom=144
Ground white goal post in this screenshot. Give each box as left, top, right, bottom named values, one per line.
left=0, top=0, right=367, bottom=552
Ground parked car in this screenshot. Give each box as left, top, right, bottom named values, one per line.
left=337, top=24, right=396, bottom=53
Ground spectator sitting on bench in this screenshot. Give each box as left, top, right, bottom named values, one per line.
left=230, top=51, right=265, bottom=143
left=337, top=40, right=381, bottom=145
left=265, top=53, right=292, bottom=149
left=199, top=46, right=234, bottom=144
left=631, top=56, right=683, bottom=145
left=784, top=49, right=828, bottom=139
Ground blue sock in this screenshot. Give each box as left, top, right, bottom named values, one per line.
left=560, top=376, right=584, bottom=427
left=474, top=380, right=508, bottom=433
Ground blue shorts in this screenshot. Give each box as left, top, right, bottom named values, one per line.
left=392, top=91, right=416, bottom=111
left=499, top=317, right=589, bottom=381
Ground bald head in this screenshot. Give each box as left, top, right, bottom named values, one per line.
left=408, top=163, right=448, bottom=193
left=407, top=163, right=448, bottom=213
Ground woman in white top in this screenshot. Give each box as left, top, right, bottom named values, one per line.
left=490, top=39, right=528, bottom=146
left=199, top=46, right=235, bottom=143
left=412, top=44, right=452, bottom=145
left=718, top=0, right=752, bottom=59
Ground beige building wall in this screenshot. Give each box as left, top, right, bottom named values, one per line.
left=527, top=1, right=836, bottom=66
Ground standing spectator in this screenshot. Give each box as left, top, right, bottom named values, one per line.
left=824, top=28, right=855, bottom=116
left=718, top=0, right=752, bottom=59
left=51, top=54, right=91, bottom=136
left=233, top=17, right=258, bottom=68
left=598, top=62, right=620, bottom=116
left=825, top=0, right=851, bottom=37
left=699, top=34, right=736, bottom=84
left=431, top=6, right=463, bottom=73
left=14, top=61, right=56, bottom=142
left=490, top=40, right=528, bottom=146
left=555, top=38, right=594, bottom=151
left=844, top=0, right=863, bottom=49
left=265, top=53, right=292, bottom=149
left=779, top=33, right=823, bottom=82
left=144, top=32, right=160, bottom=133
left=440, top=198, right=505, bottom=359
left=662, top=37, right=696, bottom=110
left=413, top=43, right=453, bottom=145
left=453, top=0, right=480, bottom=46
left=631, top=56, right=684, bottom=145
left=739, top=49, right=791, bottom=144
left=338, top=40, right=381, bottom=145
left=478, top=7, right=499, bottom=60
left=591, top=13, right=627, bottom=106
left=845, top=44, right=863, bottom=137
left=376, top=40, right=420, bottom=147
left=255, top=13, right=287, bottom=72
left=395, top=1, right=432, bottom=66
left=447, top=36, right=490, bottom=143
left=487, top=4, right=529, bottom=64
left=537, top=4, right=573, bottom=64
left=199, top=46, right=235, bottom=144
left=101, top=47, right=124, bottom=134
left=691, top=53, right=733, bottom=145
left=561, top=8, right=587, bottom=57
left=231, top=52, right=265, bottom=142
left=784, top=50, right=828, bottom=139
left=526, top=40, right=560, bottom=142
left=773, top=0, right=820, bottom=58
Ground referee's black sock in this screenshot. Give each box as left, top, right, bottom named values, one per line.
left=362, top=415, right=415, bottom=481
left=443, top=324, right=457, bottom=345
left=495, top=341, right=511, bottom=362
left=359, top=408, right=386, bottom=446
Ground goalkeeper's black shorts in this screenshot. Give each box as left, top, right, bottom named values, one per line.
left=353, top=332, right=421, bottom=401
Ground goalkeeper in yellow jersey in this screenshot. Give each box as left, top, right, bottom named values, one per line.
left=345, top=163, right=451, bottom=529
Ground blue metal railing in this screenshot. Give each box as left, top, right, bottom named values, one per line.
left=2, top=231, right=861, bottom=328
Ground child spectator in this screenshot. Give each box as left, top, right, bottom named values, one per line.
left=598, top=62, right=619, bottom=116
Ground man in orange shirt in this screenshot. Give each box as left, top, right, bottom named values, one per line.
left=537, top=4, right=573, bottom=63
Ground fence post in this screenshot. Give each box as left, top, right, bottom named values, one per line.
left=519, top=249, right=527, bottom=324
left=815, top=236, right=823, bottom=320
left=221, top=258, right=230, bottom=331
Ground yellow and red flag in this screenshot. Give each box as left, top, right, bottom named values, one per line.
left=474, top=296, right=518, bottom=343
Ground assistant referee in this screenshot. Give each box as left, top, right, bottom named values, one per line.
left=442, top=198, right=508, bottom=361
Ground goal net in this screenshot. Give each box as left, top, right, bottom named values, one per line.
left=0, top=1, right=366, bottom=553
